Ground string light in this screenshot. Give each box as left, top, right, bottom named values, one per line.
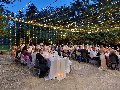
left=1, top=0, right=119, bottom=45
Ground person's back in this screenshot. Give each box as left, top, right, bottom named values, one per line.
left=109, top=51, right=119, bottom=70
left=36, top=53, right=47, bottom=65
left=34, top=53, right=40, bottom=68
left=57, top=45, right=61, bottom=56
left=109, top=53, right=119, bottom=64
left=80, top=45, right=89, bottom=63
left=35, top=53, right=49, bottom=78
left=80, top=49, right=88, bottom=58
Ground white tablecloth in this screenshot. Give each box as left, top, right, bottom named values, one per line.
left=45, top=56, right=72, bottom=81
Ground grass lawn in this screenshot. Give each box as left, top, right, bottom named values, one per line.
left=0, top=45, right=10, bottom=51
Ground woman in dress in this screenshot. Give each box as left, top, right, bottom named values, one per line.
left=11, top=46, right=16, bottom=60
left=99, top=48, right=107, bottom=71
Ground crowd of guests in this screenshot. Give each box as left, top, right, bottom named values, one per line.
left=74, top=45, right=120, bottom=70
left=10, top=43, right=120, bottom=78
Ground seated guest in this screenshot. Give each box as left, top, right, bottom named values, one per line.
left=40, top=43, right=44, bottom=49
left=69, top=45, right=74, bottom=58
left=57, top=45, right=62, bottom=56
left=31, top=47, right=39, bottom=67
left=36, top=44, right=40, bottom=49
left=76, top=46, right=81, bottom=60
left=24, top=45, right=32, bottom=62
left=109, top=50, right=119, bottom=70
left=21, top=45, right=27, bottom=54
left=89, top=47, right=97, bottom=59
left=62, top=45, right=69, bottom=57
left=32, top=44, right=35, bottom=50
left=51, top=44, right=56, bottom=51
left=21, top=44, right=25, bottom=51
left=34, top=49, right=49, bottom=78
left=27, top=45, right=33, bottom=53
left=72, top=46, right=77, bottom=60
left=21, top=45, right=32, bottom=66
left=80, top=45, right=89, bottom=63
left=16, top=46, right=21, bottom=58
left=88, top=46, right=100, bottom=66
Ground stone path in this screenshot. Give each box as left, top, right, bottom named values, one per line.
left=0, top=55, right=120, bottom=90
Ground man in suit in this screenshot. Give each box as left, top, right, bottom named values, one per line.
left=80, top=45, right=89, bottom=63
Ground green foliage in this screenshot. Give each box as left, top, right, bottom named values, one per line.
left=0, top=0, right=120, bottom=45
left=0, top=45, right=10, bottom=50
left=63, top=29, right=120, bottom=45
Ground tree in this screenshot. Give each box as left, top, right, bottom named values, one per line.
left=25, top=3, right=39, bottom=20
left=0, top=0, right=21, bottom=4
left=0, top=5, right=9, bottom=45
left=1, top=0, right=119, bottom=45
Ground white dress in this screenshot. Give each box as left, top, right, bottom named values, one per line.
left=99, top=53, right=107, bottom=70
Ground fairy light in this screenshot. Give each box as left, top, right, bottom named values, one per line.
left=36, top=28, right=38, bottom=44
left=20, top=24, right=22, bottom=45
left=28, top=25, right=31, bottom=44
left=14, top=21, right=17, bottom=45
left=32, top=26, right=35, bottom=43
left=23, top=29, right=25, bottom=45
left=1, top=0, right=119, bottom=46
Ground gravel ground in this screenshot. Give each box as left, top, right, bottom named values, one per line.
left=0, top=55, right=120, bottom=90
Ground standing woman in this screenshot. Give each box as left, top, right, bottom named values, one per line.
left=99, top=48, right=107, bottom=71
left=11, top=46, right=16, bottom=61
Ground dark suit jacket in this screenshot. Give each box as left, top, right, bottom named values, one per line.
left=36, top=53, right=47, bottom=65
left=80, top=49, right=88, bottom=58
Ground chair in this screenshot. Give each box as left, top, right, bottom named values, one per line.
left=20, top=54, right=27, bottom=65
left=15, top=52, right=21, bottom=63
left=31, top=53, right=37, bottom=67
left=33, top=58, right=41, bottom=76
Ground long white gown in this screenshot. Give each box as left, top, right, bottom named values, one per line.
left=99, top=53, right=107, bottom=70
